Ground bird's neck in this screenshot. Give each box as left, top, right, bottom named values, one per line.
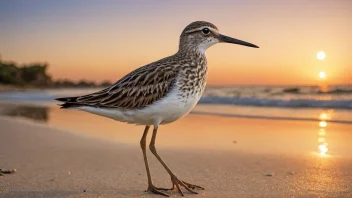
left=177, top=46, right=207, bottom=62
left=175, top=47, right=208, bottom=95
left=175, top=46, right=208, bottom=84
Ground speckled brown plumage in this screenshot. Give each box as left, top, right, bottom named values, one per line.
left=57, top=21, right=210, bottom=110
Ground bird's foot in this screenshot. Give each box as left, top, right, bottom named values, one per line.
left=179, top=180, right=205, bottom=190
left=169, top=175, right=204, bottom=196
left=146, top=184, right=170, bottom=197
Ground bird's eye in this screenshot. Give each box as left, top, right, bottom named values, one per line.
left=202, top=28, right=210, bottom=35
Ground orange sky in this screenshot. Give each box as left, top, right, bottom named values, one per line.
left=0, top=0, right=351, bottom=85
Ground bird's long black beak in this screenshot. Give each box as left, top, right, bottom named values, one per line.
left=219, top=34, right=259, bottom=48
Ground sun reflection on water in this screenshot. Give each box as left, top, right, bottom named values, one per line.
left=317, top=112, right=330, bottom=157
left=319, top=143, right=328, bottom=156
left=319, top=121, right=327, bottom=128
left=319, top=113, right=327, bottom=120
left=318, top=129, right=325, bottom=136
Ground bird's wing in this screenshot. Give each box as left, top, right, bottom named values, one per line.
left=57, top=62, right=178, bottom=110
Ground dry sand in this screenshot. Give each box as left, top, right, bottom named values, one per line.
left=1, top=116, right=352, bottom=198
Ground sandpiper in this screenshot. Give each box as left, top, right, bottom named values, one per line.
left=56, top=21, right=258, bottom=196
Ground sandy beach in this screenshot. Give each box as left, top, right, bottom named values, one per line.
left=1, top=104, right=352, bottom=198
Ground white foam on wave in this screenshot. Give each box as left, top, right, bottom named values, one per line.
left=199, top=96, right=352, bottom=109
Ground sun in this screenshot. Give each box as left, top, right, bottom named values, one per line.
left=317, top=51, right=326, bottom=60
left=319, top=72, right=326, bottom=79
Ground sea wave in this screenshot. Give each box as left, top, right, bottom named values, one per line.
left=317, top=88, right=352, bottom=94
left=280, top=87, right=352, bottom=94
left=199, top=96, right=352, bottom=109
left=1, top=88, right=352, bottom=110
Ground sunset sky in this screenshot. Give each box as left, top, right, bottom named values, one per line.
left=0, top=0, right=351, bottom=85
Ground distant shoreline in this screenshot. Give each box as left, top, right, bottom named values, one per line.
left=0, top=60, right=113, bottom=91
left=0, top=84, right=108, bottom=92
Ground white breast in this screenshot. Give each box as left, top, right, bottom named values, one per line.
left=77, top=82, right=205, bottom=126
left=127, top=82, right=204, bottom=126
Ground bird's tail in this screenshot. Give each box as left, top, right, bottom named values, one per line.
left=55, top=97, right=82, bottom=109
left=55, top=96, right=78, bottom=102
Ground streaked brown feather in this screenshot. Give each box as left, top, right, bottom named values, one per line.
left=60, top=57, right=179, bottom=110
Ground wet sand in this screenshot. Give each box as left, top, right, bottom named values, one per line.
left=1, top=109, right=352, bottom=197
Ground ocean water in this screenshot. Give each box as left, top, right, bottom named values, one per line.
left=202, top=85, right=352, bottom=109
left=0, top=85, right=351, bottom=124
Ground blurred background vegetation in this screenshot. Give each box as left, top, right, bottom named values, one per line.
left=0, top=55, right=112, bottom=89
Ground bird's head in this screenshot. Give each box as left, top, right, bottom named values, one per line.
left=179, top=21, right=259, bottom=53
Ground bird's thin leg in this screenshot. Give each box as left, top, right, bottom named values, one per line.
left=149, top=126, right=204, bottom=196
left=140, top=126, right=170, bottom=197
